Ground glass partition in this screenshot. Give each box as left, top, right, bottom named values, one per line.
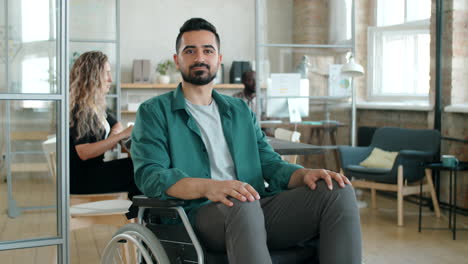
left=0, top=245, right=58, bottom=263
left=0, top=100, right=58, bottom=241
left=69, top=0, right=120, bottom=162
left=0, top=0, right=68, bottom=262
left=69, top=0, right=116, bottom=41
left=0, top=0, right=5, bottom=93
left=69, top=0, right=120, bottom=119
left=256, top=0, right=355, bottom=171
left=259, top=0, right=353, bottom=46
left=1, top=0, right=58, bottom=94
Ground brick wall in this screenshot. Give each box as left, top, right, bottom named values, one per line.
left=293, top=0, right=328, bottom=44
left=450, top=0, right=468, bottom=104
left=439, top=0, right=468, bottom=207
left=293, top=0, right=468, bottom=208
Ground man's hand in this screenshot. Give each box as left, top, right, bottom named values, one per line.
left=288, top=168, right=351, bottom=190
left=205, top=180, right=261, bottom=207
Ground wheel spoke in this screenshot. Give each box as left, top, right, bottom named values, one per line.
left=101, top=224, right=169, bottom=264
left=112, top=248, right=118, bottom=264
left=117, top=245, right=124, bottom=263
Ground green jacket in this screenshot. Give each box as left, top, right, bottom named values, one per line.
left=131, top=84, right=303, bottom=219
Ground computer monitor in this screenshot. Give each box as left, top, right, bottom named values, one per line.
left=266, top=73, right=309, bottom=121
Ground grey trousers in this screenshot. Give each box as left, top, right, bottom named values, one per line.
left=195, top=181, right=362, bottom=264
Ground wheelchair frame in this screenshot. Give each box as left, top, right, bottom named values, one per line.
left=135, top=196, right=205, bottom=264
left=103, top=195, right=319, bottom=264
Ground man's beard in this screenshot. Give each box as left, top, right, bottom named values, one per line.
left=181, top=63, right=217, bottom=85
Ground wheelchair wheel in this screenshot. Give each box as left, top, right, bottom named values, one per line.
left=101, top=223, right=170, bottom=264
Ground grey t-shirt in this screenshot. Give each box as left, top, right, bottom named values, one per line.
left=185, top=99, right=237, bottom=181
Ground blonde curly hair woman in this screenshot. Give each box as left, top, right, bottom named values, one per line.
left=69, top=51, right=139, bottom=196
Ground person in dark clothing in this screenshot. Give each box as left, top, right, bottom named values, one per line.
left=69, top=51, right=139, bottom=196
left=232, top=70, right=256, bottom=110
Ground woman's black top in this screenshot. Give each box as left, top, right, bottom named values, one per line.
left=69, top=110, right=138, bottom=195
left=69, top=111, right=126, bottom=194
left=69, top=111, right=117, bottom=172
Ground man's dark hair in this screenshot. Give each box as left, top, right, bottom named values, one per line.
left=175, top=18, right=220, bottom=53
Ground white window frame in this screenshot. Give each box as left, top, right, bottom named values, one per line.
left=368, top=0, right=431, bottom=101
left=367, top=20, right=430, bottom=101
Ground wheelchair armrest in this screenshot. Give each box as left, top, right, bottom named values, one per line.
left=132, top=195, right=186, bottom=208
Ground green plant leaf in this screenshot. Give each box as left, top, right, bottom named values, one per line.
left=156, top=59, right=176, bottom=75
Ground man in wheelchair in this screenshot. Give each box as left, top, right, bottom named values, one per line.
left=130, top=18, right=362, bottom=264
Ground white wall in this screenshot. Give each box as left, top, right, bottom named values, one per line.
left=120, top=0, right=256, bottom=83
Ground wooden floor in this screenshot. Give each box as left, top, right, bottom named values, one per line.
left=1, top=179, right=467, bottom=263
left=359, top=191, right=468, bottom=264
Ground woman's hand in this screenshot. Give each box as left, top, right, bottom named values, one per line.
left=117, top=125, right=133, bottom=140
left=76, top=124, right=133, bottom=161
left=110, top=124, right=133, bottom=141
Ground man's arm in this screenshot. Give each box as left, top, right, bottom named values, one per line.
left=251, top=112, right=303, bottom=191
left=166, top=178, right=260, bottom=207
left=131, top=103, right=259, bottom=206
left=131, top=103, right=190, bottom=198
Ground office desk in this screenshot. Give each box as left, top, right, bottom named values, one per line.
left=261, top=121, right=345, bottom=169
left=267, top=137, right=326, bottom=156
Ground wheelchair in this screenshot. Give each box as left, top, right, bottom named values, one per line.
left=102, top=195, right=319, bottom=264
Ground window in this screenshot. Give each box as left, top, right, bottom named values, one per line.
left=19, top=0, right=56, bottom=101
left=368, top=0, right=431, bottom=100
left=21, top=0, right=53, bottom=42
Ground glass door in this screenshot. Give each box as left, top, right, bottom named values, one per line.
left=0, top=0, right=69, bottom=263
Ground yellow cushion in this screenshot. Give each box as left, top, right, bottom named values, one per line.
left=359, top=148, right=398, bottom=169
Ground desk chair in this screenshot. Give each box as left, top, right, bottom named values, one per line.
left=274, top=128, right=301, bottom=164
left=339, top=127, right=441, bottom=226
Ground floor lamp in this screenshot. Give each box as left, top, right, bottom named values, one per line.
left=341, top=54, right=366, bottom=207
left=341, top=54, right=364, bottom=147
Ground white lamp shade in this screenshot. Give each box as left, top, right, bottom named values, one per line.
left=341, top=58, right=364, bottom=77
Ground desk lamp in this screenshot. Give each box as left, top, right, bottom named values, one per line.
left=341, top=53, right=364, bottom=147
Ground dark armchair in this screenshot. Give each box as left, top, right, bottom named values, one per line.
left=338, top=127, right=441, bottom=226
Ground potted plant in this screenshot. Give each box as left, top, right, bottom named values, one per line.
left=156, top=59, right=175, bottom=84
